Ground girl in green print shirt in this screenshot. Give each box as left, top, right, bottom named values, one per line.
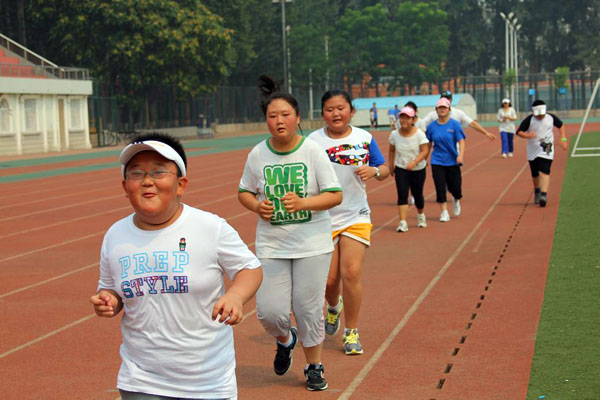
left=238, top=75, right=342, bottom=392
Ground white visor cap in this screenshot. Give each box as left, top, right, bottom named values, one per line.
left=532, top=105, right=547, bottom=116
left=120, top=140, right=186, bottom=177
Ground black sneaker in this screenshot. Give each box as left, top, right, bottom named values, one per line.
left=539, top=193, right=547, bottom=207
left=304, top=364, right=328, bottom=391
left=274, top=327, right=297, bottom=375
left=534, top=191, right=541, bottom=205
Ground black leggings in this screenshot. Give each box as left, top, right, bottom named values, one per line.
left=431, top=164, right=462, bottom=203
left=394, top=166, right=426, bottom=209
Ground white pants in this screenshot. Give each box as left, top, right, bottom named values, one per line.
left=256, top=253, right=332, bottom=347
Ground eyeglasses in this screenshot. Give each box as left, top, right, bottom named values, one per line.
left=125, top=170, right=177, bottom=180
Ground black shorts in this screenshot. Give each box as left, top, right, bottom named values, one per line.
left=529, top=157, right=552, bottom=177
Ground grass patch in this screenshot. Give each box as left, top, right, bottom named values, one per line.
left=527, top=131, right=600, bottom=399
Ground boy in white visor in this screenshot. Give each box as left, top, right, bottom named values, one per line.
left=516, top=100, right=568, bottom=207
left=90, top=132, right=262, bottom=400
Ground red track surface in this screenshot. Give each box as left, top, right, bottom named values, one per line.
left=0, top=126, right=575, bottom=399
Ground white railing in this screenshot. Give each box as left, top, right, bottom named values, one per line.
left=0, top=33, right=89, bottom=80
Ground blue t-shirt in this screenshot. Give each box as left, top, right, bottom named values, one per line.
left=426, top=118, right=466, bottom=166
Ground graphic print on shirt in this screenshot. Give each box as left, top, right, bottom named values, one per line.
left=326, top=142, right=370, bottom=166
left=118, top=249, right=190, bottom=298
left=263, top=162, right=311, bottom=225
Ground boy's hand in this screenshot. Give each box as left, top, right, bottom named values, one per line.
left=90, top=290, right=120, bottom=318
left=212, top=292, right=244, bottom=325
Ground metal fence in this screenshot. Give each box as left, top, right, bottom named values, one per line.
left=88, top=70, right=600, bottom=141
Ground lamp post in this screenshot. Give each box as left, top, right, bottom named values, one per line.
left=273, top=0, right=292, bottom=93
left=499, top=12, right=519, bottom=109
left=514, top=24, right=521, bottom=111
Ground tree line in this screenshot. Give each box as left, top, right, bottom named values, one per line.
left=1, top=0, right=598, bottom=106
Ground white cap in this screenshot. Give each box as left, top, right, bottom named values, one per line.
left=120, top=140, right=186, bottom=177
left=532, top=105, right=547, bottom=116
left=502, top=98, right=511, bottom=104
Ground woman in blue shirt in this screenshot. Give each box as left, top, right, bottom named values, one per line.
left=425, top=97, right=466, bottom=222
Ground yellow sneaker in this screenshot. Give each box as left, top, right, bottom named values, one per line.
left=343, top=328, right=364, bottom=355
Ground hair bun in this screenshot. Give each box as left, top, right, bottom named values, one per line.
left=257, top=74, right=282, bottom=98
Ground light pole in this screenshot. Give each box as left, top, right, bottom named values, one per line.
left=499, top=12, right=513, bottom=74
left=273, top=0, right=292, bottom=93
left=499, top=12, right=519, bottom=109
left=514, top=24, right=521, bottom=111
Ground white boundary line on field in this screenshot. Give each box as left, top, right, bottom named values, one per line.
left=571, top=77, right=600, bottom=158
left=337, top=162, right=529, bottom=400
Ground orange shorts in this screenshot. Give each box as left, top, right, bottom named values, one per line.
left=332, top=223, right=373, bottom=247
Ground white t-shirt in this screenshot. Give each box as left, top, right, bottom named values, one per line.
left=497, top=107, right=517, bottom=133
left=97, top=204, right=260, bottom=399
left=308, top=126, right=386, bottom=231
left=517, top=113, right=564, bottom=161
left=238, top=137, right=341, bottom=258
left=388, top=128, right=429, bottom=170
left=423, top=108, right=473, bottom=127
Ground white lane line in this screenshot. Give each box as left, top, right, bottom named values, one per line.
left=0, top=178, right=237, bottom=224
left=472, top=229, right=490, bottom=253
left=0, top=262, right=98, bottom=299
left=0, top=314, right=96, bottom=360
left=0, top=194, right=240, bottom=261
left=337, top=162, right=528, bottom=400
left=0, top=232, right=104, bottom=264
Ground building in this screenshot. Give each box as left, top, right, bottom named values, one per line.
left=0, top=33, right=93, bottom=156
left=351, top=94, right=477, bottom=128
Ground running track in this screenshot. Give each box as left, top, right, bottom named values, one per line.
left=0, top=126, right=575, bottom=399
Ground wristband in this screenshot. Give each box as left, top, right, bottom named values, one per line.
left=561, top=137, right=567, bottom=142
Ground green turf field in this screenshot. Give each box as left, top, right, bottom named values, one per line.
left=527, top=131, right=600, bottom=399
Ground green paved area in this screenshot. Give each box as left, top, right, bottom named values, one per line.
left=526, top=131, right=600, bottom=399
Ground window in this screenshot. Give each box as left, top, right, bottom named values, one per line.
left=0, top=99, right=10, bottom=132
left=24, top=98, right=37, bottom=131
left=70, top=98, right=82, bottom=130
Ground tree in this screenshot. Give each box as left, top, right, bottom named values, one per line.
left=388, top=2, right=449, bottom=93
left=332, top=4, right=391, bottom=95
left=440, top=0, right=490, bottom=77
left=27, top=0, right=232, bottom=105
left=286, top=0, right=341, bottom=88
left=202, top=0, right=282, bottom=86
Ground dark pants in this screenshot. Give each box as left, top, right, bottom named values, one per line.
left=394, top=166, right=426, bottom=209
left=528, top=157, right=552, bottom=177
left=431, top=164, right=462, bottom=203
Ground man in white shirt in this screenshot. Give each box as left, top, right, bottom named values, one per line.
left=422, top=91, right=495, bottom=141
left=516, top=99, right=567, bottom=207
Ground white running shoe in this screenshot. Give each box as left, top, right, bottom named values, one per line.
left=439, top=210, right=450, bottom=222
left=396, top=220, right=408, bottom=232
left=452, top=198, right=461, bottom=216
left=508, top=152, right=513, bottom=158
left=417, top=213, right=427, bottom=228
left=502, top=153, right=507, bottom=158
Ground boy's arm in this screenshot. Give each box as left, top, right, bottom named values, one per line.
left=212, top=267, right=263, bottom=325
left=558, top=125, right=568, bottom=150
